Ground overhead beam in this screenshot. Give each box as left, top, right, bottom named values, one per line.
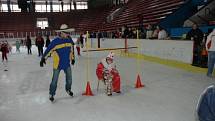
left=82, top=46, right=138, bottom=52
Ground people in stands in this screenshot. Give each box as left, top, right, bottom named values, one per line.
left=186, top=24, right=204, bottom=66
left=196, top=85, right=215, bottom=121
left=205, top=29, right=215, bottom=77
left=151, top=25, right=160, bottom=39
left=158, top=27, right=168, bottom=40
left=132, top=28, right=137, bottom=38
left=96, top=52, right=121, bottom=96
left=35, top=34, right=44, bottom=56
left=116, top=29, right=121, bottom=38
left=200, top=29, right=213, bottom=68
left=93, top=32, right=96, bottom=38
left=146, top=24, right=153, bottom=39
left=128, top=27, right=133, bottom=38
left=123, top=25, right=129, bottom=39
left=139, top=25, right=146, bottom=39
left=26, top=36, right=32, bottom=55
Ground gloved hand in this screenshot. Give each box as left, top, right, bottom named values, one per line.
left=40, top=58, right=46, bottom=67
left=71, top=59, right=75, bottom=65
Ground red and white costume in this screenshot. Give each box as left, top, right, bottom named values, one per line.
left=96, top=52, right=121, bottom=94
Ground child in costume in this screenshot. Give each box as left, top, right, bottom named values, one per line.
left=96, top=52, right=121, bottom=96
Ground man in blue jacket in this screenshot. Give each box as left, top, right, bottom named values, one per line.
left=197, top=85, right=215, bottom=121
left=40, top=24, right=75, bottom=102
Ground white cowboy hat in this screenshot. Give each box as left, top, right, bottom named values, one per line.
left=55, top=24, right=75, bottom=32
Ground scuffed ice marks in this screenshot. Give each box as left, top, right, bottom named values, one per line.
left=18, top=70, right=49, bottom=95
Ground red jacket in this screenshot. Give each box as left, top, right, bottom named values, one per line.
left=0, top=43, right=9, bottom=53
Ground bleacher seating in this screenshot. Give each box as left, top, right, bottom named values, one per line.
left=0, top=0, right=185, bottom=36
left=76, top=6, right=117, bottom=33
left=102, top=0, right=184, bottom=31
left=0, top=11, right=85, bottom=37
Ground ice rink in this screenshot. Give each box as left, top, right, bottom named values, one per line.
left=0, top=45, right=214, bottom=121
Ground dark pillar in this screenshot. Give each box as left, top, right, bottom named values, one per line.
left=7, top=0, right=11, bottom=12
left=50, top=0, right=53, bottom=12
left=45, top=1, right=47, bottom=12
left=73, top=1, right=76, bottom=10
left=61, top=1, right=64, bottom=12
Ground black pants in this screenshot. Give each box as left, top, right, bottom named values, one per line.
left=27, top=46, right=32, bottom=54
left=37, top=45, right=43, bottom=56
left=192, top=45, right=201, bottom=66
left=200, top=55, right=208, bottom=68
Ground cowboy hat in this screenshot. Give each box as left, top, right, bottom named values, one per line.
left=55, top=24, right=75, bottom=32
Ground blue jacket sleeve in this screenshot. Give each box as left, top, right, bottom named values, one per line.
left=42, top=40, right=56, bottom=59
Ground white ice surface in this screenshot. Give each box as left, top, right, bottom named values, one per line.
left=0, top=45, right=214, bottom=121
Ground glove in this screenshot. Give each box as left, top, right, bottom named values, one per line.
left=71, top=59, right=75, bottom=65
left=40, top=58, right=46, bottom=67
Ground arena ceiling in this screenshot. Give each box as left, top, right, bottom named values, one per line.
left=0, top=0, right=88, bottom=3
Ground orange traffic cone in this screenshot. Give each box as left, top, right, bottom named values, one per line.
left=82, top=81, right=94, bottom=96
left=135, top=74, right=144, bottom=88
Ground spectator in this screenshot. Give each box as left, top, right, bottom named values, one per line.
left=205, top=29, right=215, bottom=77
left=123, top=25, right=129, bottom=38
left=128, top=28, right=133, bottom=38
left=158, top=28, right=168, bottom=40
left=200, top=29, right=213, bottom=68
left=112, top=31, right=116, bottom=38
left=76, top=38, right=81, bottom=56
left=93, top=32, right=96, bottom=38
left=26, top=36, right=32, bottom=54
left=132, top=28, right=137, bottom=38
left=21, top=39, right=24, bottom=46
left=186, top=24, right=204, bottom=66
left=152, top=26, right=160, bottom=39
left=139, top=26, right=146, bottom=39
left=45, top=35, right=51, bottom=48
left=146, top=24, right=153, bottom=39
left=80, top=33, right=84, bottom=48
left=98, top=30, right=102, bottom=48
left=35, top=34, right=44, bottom=56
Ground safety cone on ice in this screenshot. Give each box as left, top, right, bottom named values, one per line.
left=82, top=81, right=94, bottom=96
left=135, top=74, right=144, bottom=88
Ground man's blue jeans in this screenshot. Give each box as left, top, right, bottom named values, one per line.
left=207, top=51, right=215, bottom=77
left=49, top=66, right=72, bottom=96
